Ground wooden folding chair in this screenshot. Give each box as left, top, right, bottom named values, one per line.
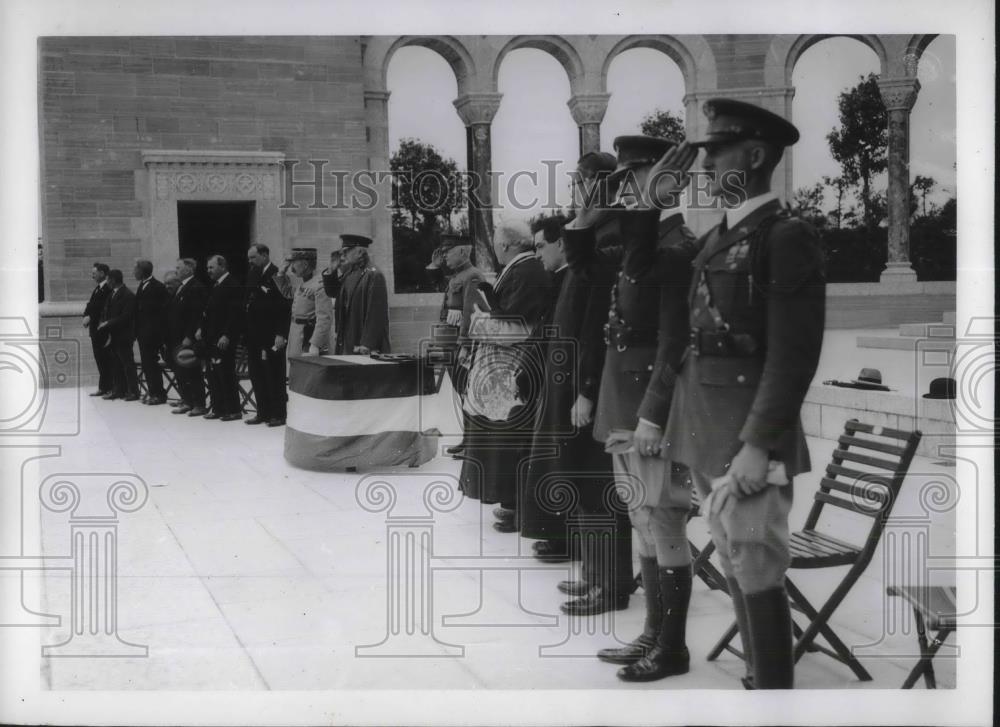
left=707, top=419, right=923, bottom=681
left=234, top=344, right=257, bottom=414
left=886, top=584, right=957, bottom=688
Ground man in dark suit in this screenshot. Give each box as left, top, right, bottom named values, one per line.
left=566, top=136, right=700, bottom=681
left=167, top=258, right=208, bottom=416
left=132, top=259, right=170, bottom=405
left=82, top=262, right=113, bottom=396
left=197, top=254, right=243, bottom=421
left=663, top=99, right=826, bottom=689
left=97, top=268, right=139, bottom=401
left=244, top=243, right=291, bottom=426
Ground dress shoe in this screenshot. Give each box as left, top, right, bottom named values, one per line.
left=266, top=418, right=286, bottom=427
left=187, top=407, right=207, bottom=416
left=123, top=394, right=140, bottom=402
left=492, top=506, right=515, bottom=522
left=533, top=540, right=568, bottom=558
left=89, top=390, right=109, bottom=397
left=103, top=392, right=122, bottom=400
left=203, top=412, right=222, bottom=420
left=172, top=405, right=192, bottom=415
left=244, top=416, right=267, bottom=425
left=446, top=442, right=465, bottom=456
left=560, top=587, right=629, bottom=616
left=598, top=556, right=661, bottom=665
left=146, top=397, right=167, bottom=406
left=492, top=519, right=518, bottom=534
left=616, top=646, right=690, bottom=682
left=557, top=579, right=590, bottom=597
left=598, top=634, right=657, bottom=665
left=170, top=400, right=185, bottom=408
left=220, top=413, right=242, bottom=421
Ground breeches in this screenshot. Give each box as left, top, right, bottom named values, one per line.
left=690, top=470, right=792, bottom=594
left=612, top=452, right=691, bottom=566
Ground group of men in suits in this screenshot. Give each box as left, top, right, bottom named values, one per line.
left=448, top=98, right=826, bottom=690
left=83, top=233, right=391, bottom=427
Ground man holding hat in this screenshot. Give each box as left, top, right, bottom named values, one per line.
left=565, top=136, right=699, bottom=680
left=244, top=243, right=292, bottom=426
left=277, top=247, right=333, bottom=358
left=662, top=98, right=827, bottom=689
left=333, top=234, right=390, bottom=355
left=167, top=257, right=208, bottom=415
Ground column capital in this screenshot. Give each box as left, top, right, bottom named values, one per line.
left=877, top=77, right=921, bottom=112
left=364, top=89, right=391, bottom=104
left=453, top=92, right=503, bottom=126
left=567, top=93, right=611, bottom=126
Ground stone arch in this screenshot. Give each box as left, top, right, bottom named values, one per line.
left=378, top=35, right=477, bottom=94
left=904, top=34, right=941, bottom=76
left=600, top=35, right=709, bottom=95
left=778, top=34, right=888, bottom=87
left=491, top=35, right=586, bottom=95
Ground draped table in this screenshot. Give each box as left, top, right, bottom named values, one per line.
left=284, top=354, right=460, bottom=471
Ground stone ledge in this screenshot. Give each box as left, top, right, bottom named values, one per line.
left=41, top=300, right=86, bottom=317
left=826, top=280, right=956, bottom=297
left=806, top=383, right=954, bottom=421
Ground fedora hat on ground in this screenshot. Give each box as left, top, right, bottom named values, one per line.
left=922, top=377, right=956, bottom=399
left=849, top=368, right=891, bottom=391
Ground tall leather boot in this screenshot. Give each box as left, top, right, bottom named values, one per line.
left=744, top=586, right=794, bottom=689
left=617, top=565, right=692, bottom=681
left=596, top=556, right=660, bottom=665
left=727, top=578, right=755, bottom=689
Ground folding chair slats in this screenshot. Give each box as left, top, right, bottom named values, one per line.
left=831, top=448, right=901, bottom=472
left=825, top=463, right=893, bottom=488
left=836, top=434, right=908, bottom=457
left=800, top=528, right=862, bottom=554
left=814, top=490, right=885, bottom=517
left=844, top=419, right=916, bottom=441
left=818, top=476, right=890, bottom=507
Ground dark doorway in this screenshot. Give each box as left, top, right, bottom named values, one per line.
left=177, top=201, right=255, bottom=284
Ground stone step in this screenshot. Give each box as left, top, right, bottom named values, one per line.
left=856, top=335, right=955, bottom=351
left=897, top=322, right=956, bottom=338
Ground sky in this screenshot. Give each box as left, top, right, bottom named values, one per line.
left=386, top=36, right=956, bottom=219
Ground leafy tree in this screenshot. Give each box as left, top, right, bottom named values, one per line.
left=911, top=175, right=936, bottom=219
left=827, top=73, right=887, bottom=233
left=390, top=139, right=465, bottom=233
left=639, top=109, right=686, bottom=144
left=792, top=183, right=827, bottom=228
left=822, top=174, right=851, bottom=229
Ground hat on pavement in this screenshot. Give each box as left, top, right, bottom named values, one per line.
left=922, top=377, right=956, bottom=399
left=285, top=247, right=318, bottom=262
left=691, top=98, right=800, bottom=148
left=849, top=368, right=891, bottom=391
left=338, top=234, right=373, bottom=251
left=172, top=345, right=200, bottom=370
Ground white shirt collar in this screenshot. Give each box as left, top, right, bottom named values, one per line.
left=555, top=263, right=569, bottom=274
left=179, top=274, right=193, bottom=288
left=216, top=271, right=230, bottom=285
left=97, top=279, right=108, bottom=288
left=725, top=192, right=779, bottom=230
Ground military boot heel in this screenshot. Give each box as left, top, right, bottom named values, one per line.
left=597, top=557, right=660, bottom=665
left=617, top=565, right=692, bottom=682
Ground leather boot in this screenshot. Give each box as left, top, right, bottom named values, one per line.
left=597, top=557, right=660, bottom=665
left=617, top=565, right=691, bottom=681
left=727, top=578, right=756, bottom=689
left=744, top=586, right=794, bottom=689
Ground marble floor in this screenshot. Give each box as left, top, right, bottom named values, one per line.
left=15, top=388, right=961, bottom=690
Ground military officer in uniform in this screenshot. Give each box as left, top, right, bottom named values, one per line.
left=662, top=99, right=826, bottom=689
left=332, top=234, right=391, bottom=355
left=245, top=243, right=291, bottom=426
left=277, top=248, right=333, bottom=357
left=566, top=135, right=700, bottom=680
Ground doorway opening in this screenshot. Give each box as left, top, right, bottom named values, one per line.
left=177, top=201, right=255, bottom=284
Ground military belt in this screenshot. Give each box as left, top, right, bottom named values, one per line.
left=604, top=324, right=658, bottom=351
left=689, top=327, right=759, bottom=357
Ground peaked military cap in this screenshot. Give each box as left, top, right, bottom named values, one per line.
left=426, top=233, right=470, bottom=270
left=692, top=98, right=800, bottom=147
left=576, top=151, right=617, bottom=175
left=339, top=234, right=373, bottom=249
left=612, top=135, right=675, bottom=169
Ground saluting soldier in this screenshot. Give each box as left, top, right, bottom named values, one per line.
left=662, top=99, right=826, bottom=690
left=567, top=136, right=700, bottom=680
left=277, top=248, right=333, bottom=357
left=332, top=234, right=391, bottom=355
left=244, top=243, right=292, bottom=427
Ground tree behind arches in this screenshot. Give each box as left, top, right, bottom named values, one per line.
left=639, top=109, right=686, bottom=144
left=827, top=73, right=887, bottom=234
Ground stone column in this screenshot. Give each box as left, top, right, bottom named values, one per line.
left=364, top=90, right=394, bottom=286
left=567, top=93, right=611, bottom=156
left=877, top=77, right=921, bottom=283
left=453, top=93, right=503, bottom=274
